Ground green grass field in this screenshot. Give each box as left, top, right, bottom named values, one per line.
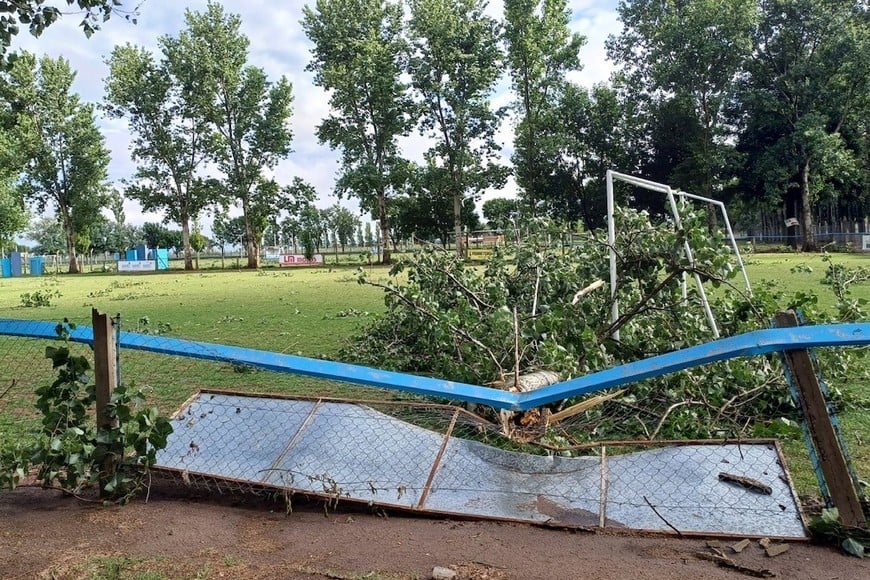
left=1, top=252, right=869, bottom=497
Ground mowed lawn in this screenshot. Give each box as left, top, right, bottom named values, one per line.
left=1, top=252, right=869, bottom=495
left=0, top=266, right=388, bottom=442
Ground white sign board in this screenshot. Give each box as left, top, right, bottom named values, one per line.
left=278, top=254, right=323, bottom=267
left=118, top=260, right=156, bottom=272
left=863, top=235, right=870, bottom=252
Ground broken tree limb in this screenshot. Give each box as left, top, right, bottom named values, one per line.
left=362, top=278, right=505, bottom=376
left=547, top=390, right=626, bottom=426
left=718, top=472, right=773, bottom=495
left=571, top=279, right=606, bottom=305
left=695, top=552, right=776, bottom=578
left=505, top=370, right=562, bottom=393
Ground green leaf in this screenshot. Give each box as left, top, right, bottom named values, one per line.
left=821, top=507, right=840, bottom=524
left=842, top=537, right=866, bottom=558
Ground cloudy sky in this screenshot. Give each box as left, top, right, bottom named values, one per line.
left=13, top=0, right=621, bottom=236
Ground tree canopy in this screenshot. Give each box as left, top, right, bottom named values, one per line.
left=302, top=0, right=414, bottom=265
left=104, top=29, right=217, bottom=270
left=182, top=1, right=294, bottom=268
left=0, top=1, right=141, bottom=65
left=409, top=0, right=507, bottom=257
left=7, top=53, right=109, bottom=273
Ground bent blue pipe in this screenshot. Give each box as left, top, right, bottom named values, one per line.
left=1, top=318, right=868, bottom=411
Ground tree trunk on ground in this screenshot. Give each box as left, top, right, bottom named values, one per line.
left=800, top=159, right=817, bottom=252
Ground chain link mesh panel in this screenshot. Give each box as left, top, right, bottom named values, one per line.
left=151, top=390, right=807, bottom=537
left=1, top=316, right=863, bottom=537
left=0, top=317, right=93, bottom=446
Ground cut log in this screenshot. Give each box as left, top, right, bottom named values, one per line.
left=505, top=370, right=562, bottom=393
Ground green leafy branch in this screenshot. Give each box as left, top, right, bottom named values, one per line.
left=0, top=320, right=173, bottom=503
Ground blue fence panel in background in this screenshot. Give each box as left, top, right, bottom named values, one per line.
left=9, top=252, right=21, bottom=276
left=29, top=257, right=44, bottom=276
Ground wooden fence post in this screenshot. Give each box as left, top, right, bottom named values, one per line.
left=92, top=308, right=118, bottom=496
left=775, top=310, right=866, bottom=529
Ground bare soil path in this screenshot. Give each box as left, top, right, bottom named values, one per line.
left=1, top=484, right=867, bottom=580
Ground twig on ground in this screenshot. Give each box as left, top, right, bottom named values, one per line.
left=0, top=379, right=15, bottom=401
left=695, top=551, right=776, bottom=578
left=718, top=472, right=773, bottom=495
left=642, top=495, right=682, bottom=536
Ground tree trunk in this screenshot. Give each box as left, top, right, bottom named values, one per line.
left=64, top=222, right=79, bottom=274
left=181, top=217, right=194, bottom=270
left=243, top=200, right=259, bottom=269
left=60, top=205, right=80, bottom=274
left=378, top=191, right=391, bottom=265
left=454, top=191, right=464, bottom=258
left=800, top=159, right=817, bottom=251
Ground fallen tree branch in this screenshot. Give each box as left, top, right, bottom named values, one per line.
left=548, top=390, right=626, bottom=426
left=363, top=279, right=505, bottom=377
left=531, top=265, right=541, bottom=317
left=650, top=400, right=703, bottom=440
left=571, top=280, right=606, bottom=305
left=443, top=269, right=495, bottom=312
left=695, top=551, right=776, bottom=578
left=718, top=472, right=773, bottom=495
left=600, top=270, right=681, bottom=339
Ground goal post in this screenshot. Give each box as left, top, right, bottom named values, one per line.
left=605, top=170, right=752, bottom=342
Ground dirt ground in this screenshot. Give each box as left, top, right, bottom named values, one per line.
left=1, top=482, right=868, bottom=580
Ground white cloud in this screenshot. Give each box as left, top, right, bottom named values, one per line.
left=12, top=0, right=621, bottom=238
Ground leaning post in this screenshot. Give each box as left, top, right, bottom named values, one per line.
left=92, top=308, right=118, bottom=497
left=775, top=310, right=866, bottom=529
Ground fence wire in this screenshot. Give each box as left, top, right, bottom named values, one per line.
left=150, top=390, right=806, bottom=537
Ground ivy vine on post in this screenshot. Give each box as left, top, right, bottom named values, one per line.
left=0, top=317, right=173, bottom=503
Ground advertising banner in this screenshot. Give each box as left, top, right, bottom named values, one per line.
left=278, top=254, right=323, bottom=267
left=118, top=260, right=156, bottom=272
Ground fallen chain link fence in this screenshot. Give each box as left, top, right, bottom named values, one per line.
left=2, top=316, right=868, bottom=537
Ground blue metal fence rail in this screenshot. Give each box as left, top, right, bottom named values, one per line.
left=1, top=318, right=868, bottom=411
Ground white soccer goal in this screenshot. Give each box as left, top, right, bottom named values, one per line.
left=605, top=170, right=752, bottom=341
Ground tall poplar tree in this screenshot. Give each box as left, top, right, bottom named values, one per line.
left=504, top=0, right=585, bottom=217
left=408, top=0, right=505, bottom=257
left=105, top=36, right=215, bottom=270
left=9, top=53, right=109, bottom=273
left=183, top=2, right=294, bottom=269
left=302, top=0, right=414, bottom=265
